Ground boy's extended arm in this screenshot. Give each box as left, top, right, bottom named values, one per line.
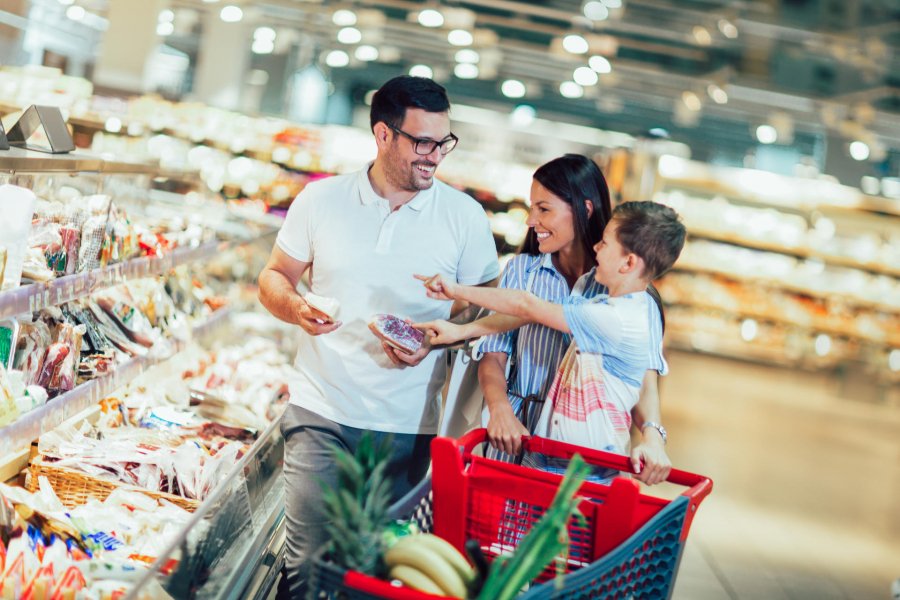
left=454, top=285, right=570, bottom=333
left=629, top=371, right=671, bottom=486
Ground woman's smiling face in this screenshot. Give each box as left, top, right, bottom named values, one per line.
left=526, top=179, right=577, bottom=255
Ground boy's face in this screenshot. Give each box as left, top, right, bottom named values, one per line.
left=593, top=219, right=629, bottom=285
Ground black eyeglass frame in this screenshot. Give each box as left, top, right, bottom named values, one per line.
left=388, top=124, right=459, bottom=156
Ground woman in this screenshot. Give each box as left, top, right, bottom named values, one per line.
left=418, top=154, right=671, bottom=484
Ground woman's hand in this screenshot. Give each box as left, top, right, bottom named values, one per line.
left=486, top=402, right=529, bottom=455
left=414, top=273, right=458, bottom=301
left=629, top=431, right=671, bottom=486
left=412, top=319, right=466, bottom=346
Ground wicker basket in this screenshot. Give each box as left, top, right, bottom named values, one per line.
left=27, top=459, right=201, bottom=513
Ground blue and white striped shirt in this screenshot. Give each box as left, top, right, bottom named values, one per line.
left=480, top=253, right=667, bottom=401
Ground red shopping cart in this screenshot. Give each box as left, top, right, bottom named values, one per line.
left=309, top=428, right=713, bottom=599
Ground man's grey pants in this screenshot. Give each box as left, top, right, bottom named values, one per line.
left=279, top=404, right=433, bottom=599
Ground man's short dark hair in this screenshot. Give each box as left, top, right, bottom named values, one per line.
left=612, top=201, right=686, bottom=280
left=370, top=76, right=451, bottom=131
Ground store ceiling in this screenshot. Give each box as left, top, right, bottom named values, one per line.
left=168, top=0, right=900, bottom=167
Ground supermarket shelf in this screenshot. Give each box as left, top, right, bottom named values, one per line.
left=0, top=146, right=156, bottom=174
left=0, top=307, right=231, bottom=457
left=664, top=300, right=900, bottom=348
left=672, top=262, right=900, bottom=315
left=0, top=240, right=226, bottom=320
left=687, top=227, right=900, bottom=279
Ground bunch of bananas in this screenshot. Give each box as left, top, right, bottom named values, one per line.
left=383, top=533, right=476, bottom=598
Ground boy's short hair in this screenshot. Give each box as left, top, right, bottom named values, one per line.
left=370, top=76, right=451, bottom=131
left=612, top=201, right=686, bottom=280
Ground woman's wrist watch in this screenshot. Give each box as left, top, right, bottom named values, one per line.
left=641, top=421, right=667, bottom=445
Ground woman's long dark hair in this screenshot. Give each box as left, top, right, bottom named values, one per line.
left=519, top=154, right=612, bottom=259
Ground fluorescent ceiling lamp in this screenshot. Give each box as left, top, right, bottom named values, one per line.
left=252, top=39, right=274, bottom=54
left=58, top=0, right=75, bottom=5
left=501, top=79, right=526, bottom=98
left=560, top=81, right=584, bottom=98
left=220, top=5, right=242, bottom=22
left=604, top=0, right=622, bottom=7
left=510, top=104, right=536, bottom=127
left=814, top=334, right=831, bottom=357
left=454, top=63, right=479, bottom=79
left=707, top=84, right=728, bottom=104
left=849, top=140, right=870, bottom=161
left=562, top=34, right=589, bottom=54
left=756, top=124, right=777, bottom=144
left=66, top=5, right=85, bottom=20
left=718, top=19, right=738, bottom=38
left=682, top=91, right=702, bottom=111
left=455, top=49, right=479, bottom=64
left=355, top=45, right=379, bottom=61
left=156, top=21, right=174, bottom=35
left=337, top=27, right=362, bottom=44
left=692, top=26, right=712, bottom=46
left=589, top=55, right=612, bottom=73
left=332, top=9, right=357, bottom=26
left=418, top=9, right=444, bottom=28
left=325, top=50, right=350, bottom=67
left=254, top=27, right=276, bottom=41
left=159, top=9, right=174, bottom=22
left=448, top=29, right=473, bottom=46
left=573, top=66, right=598, bottom=86
left=409, top=64, right=434, bottom=78
left=583, top=1, right=609, bottom=20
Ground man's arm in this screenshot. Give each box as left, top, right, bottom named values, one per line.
left=629, top=371, right=671, bottom=485
left=258, top=245, right=340, bottom=335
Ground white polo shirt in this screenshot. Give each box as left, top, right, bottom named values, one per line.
left=276, top=166, right=499, bottom=434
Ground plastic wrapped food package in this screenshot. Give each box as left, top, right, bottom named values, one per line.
left=0, top=184, right=37, bottom=291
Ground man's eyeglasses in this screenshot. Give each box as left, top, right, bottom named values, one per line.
left=388, top=125, right=459, bottom=156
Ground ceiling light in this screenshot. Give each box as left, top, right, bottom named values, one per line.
left=849, top=140, right=870, bottom=161
left=156, top=21, right=174, bottom=35
left=332, top=9, right=357, bottom=26
left=57, top=0, right=75, bottom=5
left=337, top=27, right=362, bottom=44
left=573, top=66, right=599, bottom=86
left=740, top=319, right=758, bottom=342
left=583, top=1, right=609, bottom=20
left=355, top=45, right=379, bottom=61
left=707, top=84, right=728, bottom=104
left=562, top=34, right=589, bottom=55
left=814, top=334, right=831, bottom=357
left=454, top=63, right=479, bottom=79
left=254, top=26, right=276, bottom=41
left=455, top=49, right=479, bottom=64
left=648, top=127, right=670, bottom=138
left=158, top=9, right=174, bottom=22
left=501, top=79, right=526, bottom=98
left=511, top=104, right=536, bottom=127
left=604, top=0, right=623, bottom=7
left=252, top=39, right=274, bottom=54
left=66, top=5, right=85, bottom=20
left=560, top=81, right=584, bottom=98
left=409, top=64, right=433, bottom=78
left=756, top=124, right=777, bottom=144
left=889, top=349, right=900, bottom=372
left=418, top=9, right=444, bottom=28
left=448, top=29, right=473, bottom=46
left=325, top=50, right=350, bottom=68
left=718, top=18, right=738, bottom=39
left=589, top=55, right=612, bottom=73
left=202, top=0, right=219, bottom=3
left=681, top=91, right=701, bottom=111
left=692, top=26, right=712, bottom=46
left=220, top=5, right=242, bottom=22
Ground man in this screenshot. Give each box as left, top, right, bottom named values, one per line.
left=258, top=75, right=499, bottom=597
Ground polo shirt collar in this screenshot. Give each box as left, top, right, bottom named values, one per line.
left=358, top=162, right=435, bottom=211
left=526, top=252, right=559, bottom=275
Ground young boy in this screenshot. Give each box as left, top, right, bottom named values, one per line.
left=417, top=201, right=686, bottom=480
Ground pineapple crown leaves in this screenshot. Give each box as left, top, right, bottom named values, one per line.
left=319, top=432, right=396, bottom=575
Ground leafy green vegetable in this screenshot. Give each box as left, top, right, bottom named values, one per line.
left=476, top=454, right=591, bottom=600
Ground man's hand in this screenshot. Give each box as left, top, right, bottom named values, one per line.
left=414, top=273, right=458, bottom=301
left=630, top=433, right=671, bottom=486
left=486, top=402, right=529, bottom=455
left=381, top=332, right=431, bottom=367
left=413, top=319, right=466, bottom=346
left=297, top=303, right=342, bottom=336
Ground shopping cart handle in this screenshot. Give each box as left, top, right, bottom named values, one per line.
left=455, top=428, right=709, bottom=490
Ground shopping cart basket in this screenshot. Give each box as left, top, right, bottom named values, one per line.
left=309, top=428, right=712, bottom=599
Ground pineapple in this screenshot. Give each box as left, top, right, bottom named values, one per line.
left=320, top=432, right=394, bottom=576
